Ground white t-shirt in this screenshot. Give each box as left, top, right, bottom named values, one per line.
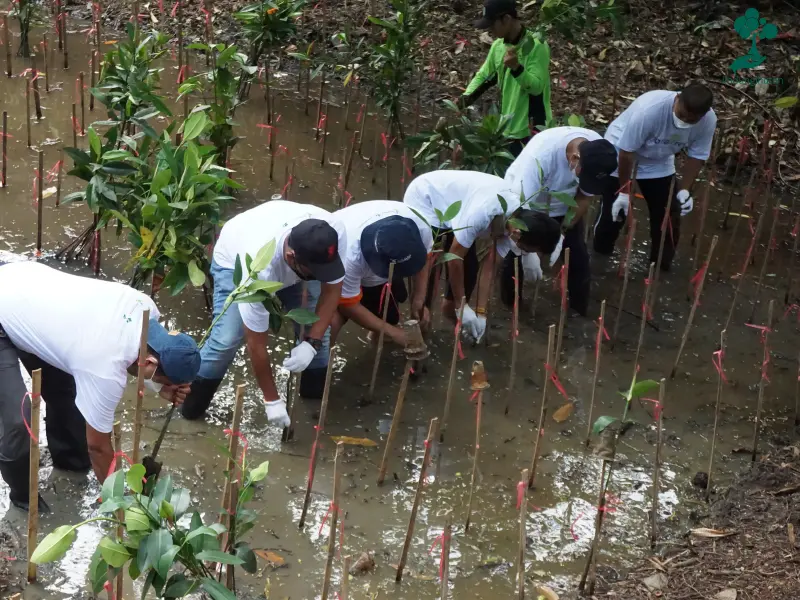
left=0, top=262, right=159, bottom=434
left=403, top=171, right=521, bottom=258
left=335, top=201, right=434, bottom=301
left=504, top=126, right=602, bottom=218
left=605, top=90, right=717, bottom=179
left=213, top=201, right=347, bottom=333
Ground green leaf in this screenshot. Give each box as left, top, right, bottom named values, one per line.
left=507, top=217, right=528, bottom=231
left=246, top=279, right=283, bottom=294
left=442, top=201, right=462, bottom=222
left=285, top=308, right=320, bottom=325
left=31, top=525, right=77, bottom=564
left=64, top=146, right=91, bottom=166
left=188, top=260, right=206, bottom=287
left=59, top=191, right=86, bottom=205
left=550, top=191, right=578, bottom=207
left=89, top=549, right=109, bottom=594
left=88, top=128, right=102, bottom=160
left=185, top=526, right=219, bottom=543
left=159, top=500, right=175, bottom=520
left=164, top=574, right=199, bottom=597
left=775, top=96, right=798, bottom=109
left=171, top=488, right=191, bottom=518
left=182, top=111, right=208, bottom=142
left=102, top=470, right=125, bottom=502
left=435, top=252, right=463, bottom=265
left=146, top=529, right=174, bottom=574
left=233, top=255, right=243, bottom=286
left=151, top=474, right=174, bottom=508
left=156, top=544, right=181, bottom=579
left=250, top=239, right=276, bottom=273
left=592, top=415, right=618, bottom=435
left=126, top=464, right=146, bottom=494
left=201, top=577, right=238, bottom=600
left=99, top=536, right=131, bottom=568
left=628, top=379, right=660, bottom=400
left=196, top=550, right=245, bottom=566
left=567, top=113, right=582, bottom=126
left=125, top=506, right=152, bottom=532
left=497, top=194, right=508, bottom=214
left=235, top=545, right=257, bottom=574
left=249, top=461, right=269, bottom=483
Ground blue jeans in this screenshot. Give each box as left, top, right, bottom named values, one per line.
left=198, top=259, right=330, bottom=380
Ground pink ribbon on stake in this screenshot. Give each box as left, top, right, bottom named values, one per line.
left=356, top=103, right=365, bottom=124
left=20, top=392, right=40, bottom=444
left=428, top=531, right=450, bottom=580
left=594, top=316, right=609, bottom=360
left=515, top=480, right=525, bottom=510
left=689, top=262, right=708, bottom=300
left=745, top=323, right=772, bottom=383
left=171, top=0, right=179, bottom=16
left=380, top=133, right=396, bottom=162
left=545, top=363, right=568, bottom=401
left=783, top=304, right=800, bottom=322
left=712, top=347, right=728, bottom=383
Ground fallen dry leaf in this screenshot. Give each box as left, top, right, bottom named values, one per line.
left=598, top=47, right=608, bottom=61
left=330, top=436, right=378, bottom=447
left=714, top=590, right=737, bottom=600
left=254, top=549, right=286, bottom=567
left=691, top=528, right=737, bottom=538
left=789, top=523, right=796, bottom=547
left=350, top=551, right=375, bottom=575
left=552, top=402, right=574, bottom=423
left=41, top=186, right=57, bottom=200
left=536, top=585, right=559, bottom=600
left=642, top=573, right=668, bottom=592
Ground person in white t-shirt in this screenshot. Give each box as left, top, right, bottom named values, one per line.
left=502, top=127, right=618, bottom=316
left=0, top=262, right=201, bottom=511
left=181, top=201, right=346, bottom=428
left=404, top=170, right=562, bottom=342
left=594, top=82, right=717, bottom=271
left=331, top=201, right=433, bottom=343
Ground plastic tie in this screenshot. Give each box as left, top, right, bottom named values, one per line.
left=712, top=348, right=728, bottom=384
left=171, top=0, right=179, bottom=16
left=380, top=133, right=396, bottom=162
left=428, top=531, right=450, bottom=580
left=689, top=262, right=708, bottom=299
left=783, top=304, right=800, bottom=323
left=545, top=363, right=568, bottom=401
left=594, top=316, right=609, bottom=360
left=356, top=103, right=365, bottom=124
left=515, top=480, right=525, bottom=510
left=20, top=392, right=40, bottom=444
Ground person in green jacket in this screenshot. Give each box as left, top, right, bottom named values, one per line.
left=460, top=0, right=552, bottom=156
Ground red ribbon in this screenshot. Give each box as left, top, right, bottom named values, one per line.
left=792, top=218, right=799, bottom=239
left=46, top=160, right=63, bottom=184
left=455, top=318, right=465, bottom=360
left=545, top=363, right=568, bottom=401
left=281, top=175, right=294, bottom=198
left=737, top=137, right=748, bottom=165
left=201, top=6, right=211, bottom=29
left=515, top=480, right=525, bottom=509
left=594, top=316, right=609, bottom=360
left=784, top=304, right=800, bottom=322
left=317, top=114, right=327, bottom=136
left=378, top=280, right=398, bottom=314
left=570, top=494, right=620, bottom=541
left=428, top=60, right=437, bottom=81
left=380, top=133, right=396, bottom=162
left=712, top=348, right=727, bottom=383
left=171, top=0, right=179, bottom=16
left=317, top=502, right=345, bottom=554
left=356, top=103, right=365, bottom=124
left=745, top=323, right=772, bottom=382
left=176, top=65, right=188, bottom=84
left=21, top=392, right=40, bottom=444
left=401, top=153, right=412, bottom=182
left=640, top=397, right=663, bottom=421
left=689, top=262, right=708, bottom=299
left=105, top=450, right=136, bottom=482
left=343, top=191, right=353, bottom=207
left=428, top=531, right=450, bottom=580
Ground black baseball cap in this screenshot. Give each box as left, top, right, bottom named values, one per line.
left=577, top=139, right=618, bottom=195
left=288, top=218, right=345, bottom=282
left=475, top=0, right=517, bottom=28
left=360, top=215, right=427, bottom=279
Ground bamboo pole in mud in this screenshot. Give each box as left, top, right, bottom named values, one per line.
left=650, top=378, right=665, bottom=547
left=414, top=66, right=423, bottom=136
left=721, top=136, right=747, bottom=231
left=481, top=240, right=498, bottom=348
left=748, top=187, right=782, bottom=323
left=553, top=248, right=570, bottom=374
left=705, top=330, right=726, bottom=501
left=342, top=83, right=352, bottom=131
left=287, top=158, right=296, bottom=200
left=395, top=417, right=438, bottom=582
left=1, top=111, right=6, bottom=188
left=370, top=114, right=380, bottom=182
left=688, top=181, right=712, bottom=285
left=341, top=131, right=359, bottom=205
left=611, top=215, right=636, bottom=348
left=367, top=262, right=395, bottom=399
left=283, top=284, right=307, bottom=442
left=315, top=76, right=325, bottom=140
left=62, top=9, right=68, bottom=69
left=320, top=102, right=329, bottom=166
left=268, top=119, right=277, bottom=181
left=299, top=346, right=336, bottom=529
left=357, top=102, right=367, bottom=154
left=79, top=71, right=86, bottom=135
left=26, top=79, right=32, bottom=148
left=220, top=384, right=245, bottom=528
left=440, top=297, right=466, bottom=442
left=529, top=324, right=555, bottom=488
left=751, top=300, right=774, bottom=463
left=378, top=359, right=412, bottom=486
left=785, top=215, right=800, bottom=305
left=341, top=555, right=350, bottom=600
left=465, top=361, right=487, bottom=533
left=32, top=57, right=43, bottom=121
left=303, top=67, right=310, bottom=115
left=631, top=263, right=656, bottom=383
left=384, top=123, right=391, bottom=200
left=43, top=37, right=50, bottom=93
left=646, top=177, right=676, bottom=316
left=671, top=235, right=719, bottom=378
left=439, top=515, right=451, bottom=599
left=36, top=151, right=43, bottom=253
left=585, top=300, right=606, bottom=446
left=690, top=130, right=722, bottom=250
left=26, top=368, right=42, bottom=583
left=579, top=459, right=608, bottom=595
left=718, top=169, right=757, bottom=283
left=71, top=103, right=77, bottom=147
left=504, top=258, right=520, bottom=415
left=131, top=309, right=150, bottom=463
left=1, top=16, right=12, bottom=79
left=517, top=468, right=528, bottom=599
left=112, top=421, right=124, bottom=599
left=90, top=51, right=97, bottom=111
left=320, top=442, right=343, bottom=600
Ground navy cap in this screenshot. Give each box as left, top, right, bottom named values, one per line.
left=360, top=216, right=427, bottom=279
left=147, top=318, right=201, bottom=384
left=577, top=139, right=618, bottom=195
left=288, top=218, right=345, bottom=282
left=475, top=0, right=517, bottom=28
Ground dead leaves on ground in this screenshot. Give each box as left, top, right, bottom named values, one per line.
left=330, top=436, right=378, bottom=447
left=690, top=527, right=737, bottom=539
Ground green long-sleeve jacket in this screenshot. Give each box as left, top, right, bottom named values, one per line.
left=462, top=28, right=552, bottom=140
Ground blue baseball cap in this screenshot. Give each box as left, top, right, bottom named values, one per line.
left=147, top=318, right=201, bottom=384
left=360, top=216, right=427, bottom=279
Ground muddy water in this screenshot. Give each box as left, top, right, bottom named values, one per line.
left=1, top=24, right=799, bottom=600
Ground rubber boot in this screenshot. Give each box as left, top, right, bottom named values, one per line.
left=180, top=377, right=224, bottom=420
left=300, top=367, right=327, bottom=400
left=0, top=458, right=51, bottom=514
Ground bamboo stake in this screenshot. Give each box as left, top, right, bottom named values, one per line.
left=341, top=131, right=359, bottom=203
left=689, top=180, right=712, bottom=284
left=647, top=177, right=676, bottom=316
left=303, top=66, right=310, bottom=115
left=650, top=378, right=665, bottom=547
left=579, top=460, right=608, bottom=594
left=342, top=83, right=351, bottom=131
left=26, top=79, right=32, bottom=148
left=287, top=158, right=296, bottom=200
left=751, top=300, right=774, bottom=462
left=465, top=360, right=487, bottom=533
left=320, top=101, right=329, bottom=166
left=3, top=14, right=11, bottom=78
left=611, top=188, right=638, bottom=347
left=320, top=442, right=343, bottom=600
left=357, top=102, right=367, bottom=154
left=36, top=151, right=43, bottom=253
left=632, top=263, right=656, bottom=381
left=529, top=324, right=555, bottom=488
left=439, top=515, right=451, bottom=599
left=440, top=296, right=466, bottom=442
left=517, top=469, right=528, bottom=599
left=395, top=417, right=438, bottom=582
left=341, top=556, right=350, bottom=600
left=785, top=215, right=800, bottom=305
left=1, top=111, right=6, bottom=187
left=62, top=9, right=68, bottom=69
left=32, top=57, right=42, bottom=121
left=724, top=204, right=768, bottom=331
left=718, top=169, right=757, bottom=282
left=42, top=37, right=49, bottom=92
left=283, top=284, right=308, bottom=442
left=90, top=51, right=97, bottom=111
left=367, top=262, right=395, bottom=398
left=56, top=0, right=63, bottom=53
left=384, top=122, right=391, bottom=200
left=219, top=384, right=245, bottom=528
left=585, top=300, right=606, bottom=445
left=504, top=258, right=520, bottom=415
left=371, top=114, right=379, bottom=183
left=268, top=117, right=277, bottom=181
left=131, top=309, right=150, bottom=463
left=113, top=421, right=124, bottom=600
left=748, top=191, right=782, bottom=323
left=26, top=369, right=42, bottom=583
left=553, top=248, right=570, bottom=374
left=670, top=235, right=719, bottom=378
left=378, top=359, right=412, bottom=485
left=315, top=76, right=325, bottom=140
left=299, top=346, right=337, bottom=528
left=721, top=139, right=746, bottom=230
left=705, top=330, right=726, bottom=500
left=78, top=72, right=86, bottom=135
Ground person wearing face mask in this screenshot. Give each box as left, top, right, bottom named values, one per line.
left=181, top=201, right=346, bottom=427
left=459, top=0, right=551, bottom=156
left=501, top=128, right=618, bottom=316
left=403, top=170, right=562, bottom=343
left=593, top=82, right=717, bottom=271
left=0, top=261, right=201, bottom=511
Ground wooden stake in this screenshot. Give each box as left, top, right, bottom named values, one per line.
left=553, top=248, right=570, bottom=374
left=3, top=14, right=11, bottom=78
left=341, top=131, right=359, bottom=204
left=78, top=72, right=86, bottom=135
left=785, top=215, right=800, bottom=305
left=90, top=52, right=97, bottom=110
left=529, top=324, right=555, bottom=488
left=440, top=297, right=466, bottom=442
left=751, top=300, right=774, bottom=462
left=303, top=66, right=310, bottom=115
left=315, top=75, right=325, bottom=140
left=26, top=79, right=32, bottom=148
left=299, top=346, right=337, bottom=528
left=585, top=300, right=606, bottom=445
left=748, top=180, right=782, bottom=323
left=718, top=169, right=757, bottom=282
left=36, top=151, right=43, bottom=253
left=647, top=177, right=676, bottom=316
left=283, top=284, right=308, bottom=442
left=611, top=212, right=637, bottom=347
left=220, top=384, right=245, bottom=527
left=378, top=359, right=412, bottom=485
left=341, top=555, right=350, bottom=600
left=632, top=263, right=656, bottom=380
left=268, top=116, right=277, bottom=181
left=42, top=37, right=49, bottom=93
left=670, top=235, right=719, bottom=378
left=464, top=383, right=484, bottom=532
left=504, top=258, right=520, bottom=415
left=62, top=10, right=68, bottom=69
left=689, top=181, right=712, bottom=284
left=367, top=262, right=395, bottom=398
left=71, top=103, right=77, bottom=147
left=721, top=140, right=746, bottom=230
left=131, top=309, right=150, bottom=463
left=705, top=330, right=726, bottom=500
left=1, top=111, right=7, bottom=187
left=320, top=101, right=329, bottom=166
left=579, top=459, right=608, bottom=595
left=439, top=516, right=451, bottom=599
left=56, top=0, right=63, bottom=51
left=724, top=205, right=768, bottom=331
left=320, top=442, right=343, bottom=600
left=384, top=121, right=391, bottom=200
left=26, top=369, right=42, bottom=583
left=134, top=0, right=141, bottom=45
left=371, top=114, right=380, bottom=183
left=650, top=378, right=665, bottom=547
left=357, top=103, right=367, bottom=154
left=31, top=57, right=42, bottom=121
left=517, top=468, right=528, bottom=599
left=395, top=417, right=438, bottom=582
left=113, top=421, right=124, bottom=600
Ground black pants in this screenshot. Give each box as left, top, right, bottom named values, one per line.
left=500, top=217, right=591, bottom=316
left=0, top=330, right=90, bottom=501
left=508, top=136, right=531, bottom=158
left=593, top=175, right=681, bottom=270
left=360, top=277, right=408, bottom=325
left=423, top=230, right=480, bottom=306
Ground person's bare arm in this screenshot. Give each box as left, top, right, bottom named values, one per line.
left=307, top=281, right=342, bottom=341
left=617, top=150, right=636, bottom=192
left=679, top=157, right=704, bottom=191
left=339, top=303, right=405, bottom=344
left=565, top=193, right=591, bottom=229
left=410, top=261, right=432, bottom=329
left=244, top=326, right=279, bottom=402
left=474, top=246, right=498, bottom=311
left=445, top=240, right=471, bottom=304
left=86, top=425, right=114, bottom=484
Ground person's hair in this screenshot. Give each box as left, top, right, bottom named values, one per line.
left=679, top=82, right=713, bottom=116
left=512, top=210, right=561, bottom=253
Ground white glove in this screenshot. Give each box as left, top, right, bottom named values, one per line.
left=521, top=252, right=543, bottom=281
left=460, top=304, right=480, bottom=340
left=549, top=234, right=565, bottom=266
left=612, top=192, right=630, bottom=223
left=472, top=315, right=487, bottom=344
left=676, top=189, right=693, bottom=216
left=282, top=341, right=317, bottom=372
left=264, top=399, right=291, bottom=428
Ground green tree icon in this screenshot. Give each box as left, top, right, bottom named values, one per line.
left=730, top=8, right=778, bottom=73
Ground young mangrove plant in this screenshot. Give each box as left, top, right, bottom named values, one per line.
left=10, top=0, right=43, bottom=57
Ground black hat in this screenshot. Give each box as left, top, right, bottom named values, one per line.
left=577, top=139, right=618, bottom=195
left=288, top=218, right=345, bottom=282
left=360, top=216, right=427, bottom=279
left=475, top=0, right=517, bottom=28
